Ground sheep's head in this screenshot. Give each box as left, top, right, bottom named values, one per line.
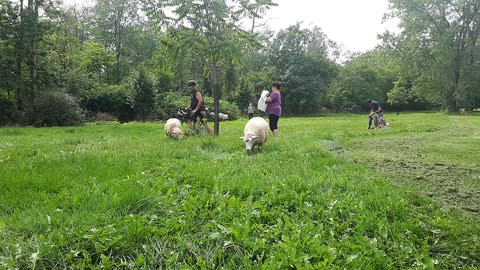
left=172, top=128, right=183, bottom=140
left=240, top=135, right=259, bottom=151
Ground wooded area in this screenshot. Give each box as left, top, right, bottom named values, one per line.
left=1, top=0, right=480, bottom=127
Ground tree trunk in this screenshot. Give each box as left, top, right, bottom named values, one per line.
left=448, top=67, right=461, bottom=113
left=30, top=43, right=38, bottom=98
left=115, top=51, right=121, bottom=84
left=27, top=0, right=38, bottom=98
left=447, top=97, right=458, bottom=113
left=251, top=7, right=262, bottom=33
left=15, top=0, right=25, bottom=109
left=446, top=83, right=458, bottom=113
left=62, top=20, right=68, bottom=72
left=212, top=67, right=220, bottom=136
left=114, top=6, right=124, bottom=85
left=251, top=14, right=256, bottom=33
left=114, top=18, right=121, bottom=84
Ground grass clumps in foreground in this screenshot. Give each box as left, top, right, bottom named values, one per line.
left=0, top=113, right=479, bottom=269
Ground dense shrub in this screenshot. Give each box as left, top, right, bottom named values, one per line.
left=81, top=84, right=135, bottom=122
left=25, top=92, right=85, bottom=127
left=157, top=91, right=189, bottom=119
left=133, top=70, right=156, bottom=121
left=0, top=95, right=20, bottom=126
left=94, top=112, right=117, bottom=122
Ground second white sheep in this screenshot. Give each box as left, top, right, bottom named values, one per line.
left=240, top=117, right=269, bottom=151
left=164, top=118, right=183, bottom=140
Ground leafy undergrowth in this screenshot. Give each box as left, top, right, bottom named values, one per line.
left=0, top=113, right=479, bottom=269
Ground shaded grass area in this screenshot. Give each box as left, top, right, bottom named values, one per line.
left=0, top=114, right=479, bottom=269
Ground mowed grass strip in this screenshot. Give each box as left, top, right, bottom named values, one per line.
left=347, top=113, right=480, bottom=213
left=0, top=114, right=479, bottom=269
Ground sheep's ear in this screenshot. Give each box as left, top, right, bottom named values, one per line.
left=251, top=136, right=259, bottom=139
left=239, top=136, right=245, bottom=140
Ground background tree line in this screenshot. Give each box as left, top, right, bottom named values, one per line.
left=1, top=0, right=479, bottom=127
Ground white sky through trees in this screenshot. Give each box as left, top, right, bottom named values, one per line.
left=62, top=0, right=398, bottom=53
left=267, top=0, right=398, bottom=52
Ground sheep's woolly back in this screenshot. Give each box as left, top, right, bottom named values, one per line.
left=218, top=113, right=229, bottom=121
left=244, top=117, right=268, bottom=143
left=165, top=118, right=183, bottom=139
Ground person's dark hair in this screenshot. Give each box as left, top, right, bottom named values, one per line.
left=366, top=99, right=373, bottom=104
left=188, top=80, right=197, bottom=87
left=272, top=81, right=281, bottom=90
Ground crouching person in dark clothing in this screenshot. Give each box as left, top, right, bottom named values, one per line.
left=367, top=99, right=385, bottom=128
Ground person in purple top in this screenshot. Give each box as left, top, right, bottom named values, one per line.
left=266, top=81, right=282, bottom=138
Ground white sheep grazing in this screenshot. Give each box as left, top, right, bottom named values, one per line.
left=240, top=117, right=269, bottom=151
left=218, top=113, right=229, bottom=121
left=164, top=118, right=183, bottom=140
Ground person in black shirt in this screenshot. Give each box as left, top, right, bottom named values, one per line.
left=188, top=80, right=212, bottom=134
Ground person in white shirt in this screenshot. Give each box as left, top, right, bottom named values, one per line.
left=247, top=103, right=255, bottom=119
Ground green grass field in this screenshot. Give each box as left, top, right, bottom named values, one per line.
left=1, top=113, right=479, bottom=269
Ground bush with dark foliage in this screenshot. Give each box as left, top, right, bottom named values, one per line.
left=25, top=92, right=85, bottom=127
left=0, top=95, right=20, bottom=126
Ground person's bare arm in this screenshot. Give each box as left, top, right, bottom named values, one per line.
left=371, top=106, right=382, bottom=115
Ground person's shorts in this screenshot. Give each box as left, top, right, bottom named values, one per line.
left=191, top=111, right=208, bottom=123
left=268, top=114, right=280, bottom=131
left=371, top=112, right=384, bottom=120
